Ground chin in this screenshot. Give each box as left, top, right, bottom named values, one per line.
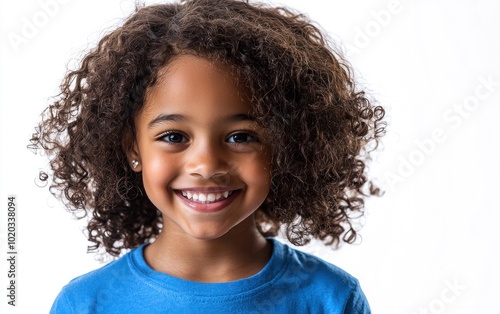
left=183, top=225, right=234, bottom=241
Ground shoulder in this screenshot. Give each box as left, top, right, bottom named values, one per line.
left=270, top=239, right=371, bottom=313
left=65, top=251, right=135, bottom=291
left=50, top=246, right=143, bottom=314
left=274, top=239, right=358, bottom=289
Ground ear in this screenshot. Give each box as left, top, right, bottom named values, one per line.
left=122, top=129, right=142, bottom=172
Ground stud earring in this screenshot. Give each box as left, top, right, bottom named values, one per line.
left=131, top=160, right=139, bottom=169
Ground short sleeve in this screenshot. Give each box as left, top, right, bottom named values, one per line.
left=49, top=289, right=74, bottom=314
left=342, top=281, right=371, bottom=314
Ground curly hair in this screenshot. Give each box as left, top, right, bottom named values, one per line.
left=31, top=0, right=385, bottom=257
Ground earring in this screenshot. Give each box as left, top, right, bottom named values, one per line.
left=131, top=160, right=139, bottom=169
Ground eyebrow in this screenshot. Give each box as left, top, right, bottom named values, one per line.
left=148, top=114, right=186, bottom=128
left=148, top=113, right=257, bottom=129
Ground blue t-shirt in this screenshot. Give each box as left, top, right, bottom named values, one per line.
left=50, top=239, right=370, bottom=313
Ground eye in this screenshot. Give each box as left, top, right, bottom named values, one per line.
left=159, top=131, right=188, bottom=144
left=227, top=132, right=258, bottom=143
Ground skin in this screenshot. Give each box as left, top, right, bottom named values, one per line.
left=125, top=55, right=272, bottom=283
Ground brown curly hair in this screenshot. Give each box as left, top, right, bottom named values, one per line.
left=31, top=0, right=385, bottom=257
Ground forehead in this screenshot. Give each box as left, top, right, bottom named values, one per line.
left=140, top=55, right=251, bottom=119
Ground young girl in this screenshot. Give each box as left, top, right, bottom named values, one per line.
left=33, top=0, right=385, bottom=312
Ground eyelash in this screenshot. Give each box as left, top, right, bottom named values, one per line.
left=157, top=131, right=259, bottom=144
left=158, top=131, right=188, bottom=144
left=227, top=132, right=258, bottom=144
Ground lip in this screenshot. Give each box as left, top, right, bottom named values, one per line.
left=174, top=189, right=241, bottom=213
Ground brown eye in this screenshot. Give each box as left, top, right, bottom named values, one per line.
left=160, top=132, right=188, bottom=143
left=227, top=132, right=257, bottom=143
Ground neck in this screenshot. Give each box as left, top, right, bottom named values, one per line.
left=143, top=216, right=272, bottom=283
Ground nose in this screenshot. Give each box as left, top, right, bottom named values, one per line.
left=185, top=139, right=230, bottom=181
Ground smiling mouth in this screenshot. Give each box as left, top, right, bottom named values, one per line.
left=178, top=190, right=236, bottom=204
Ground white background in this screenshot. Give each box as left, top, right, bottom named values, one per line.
left=1, top=0, right=499, bottom=313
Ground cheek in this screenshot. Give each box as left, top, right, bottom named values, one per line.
left=241, top=154, right=272, bottom=198
left=140, top=153, right=180, bottom=213
left=141, top=151, right=179, bottom=191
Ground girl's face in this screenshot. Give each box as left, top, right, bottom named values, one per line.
left=128, top=55, right=271, bottom=241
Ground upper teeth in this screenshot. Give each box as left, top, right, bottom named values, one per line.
left=181, top=191, right=232, bottom=203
